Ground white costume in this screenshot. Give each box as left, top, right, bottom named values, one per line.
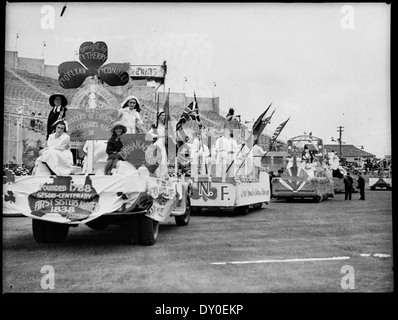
left=118, top=108, right=144, bottom=134
left=190, top=137, right=210, bottom=177
left=147, top=122, right=168, bottom=179
left=34, top=132, right=73, bottom=175
left=235, top=143, right=253, bottom=176
left=211, top=135, right=238, bottom=178
left=81, top=140, right=108, bottom=175
left=250, top=144, right=266, bottom=177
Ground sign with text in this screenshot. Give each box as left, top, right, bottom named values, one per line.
left=67, top=109, right=118, bottom=140
left=129, top=64, right=166, bottom=82
left=28, top=176, right=99, bottom=221
left=120, top=134, right=161, bottom=173
left=58, top=41, right=129, bottom=88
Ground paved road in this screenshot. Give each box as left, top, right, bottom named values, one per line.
left=3, top=188, right=393, bottom=297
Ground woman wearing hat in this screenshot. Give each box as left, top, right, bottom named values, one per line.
left=118, top=95, right=145, bottom=134
left=104, top=122, right=127, bottom=175
left=47, top=94, right=68, bottom=140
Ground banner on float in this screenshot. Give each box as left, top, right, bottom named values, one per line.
left=3, top=175, right=179, bottom=223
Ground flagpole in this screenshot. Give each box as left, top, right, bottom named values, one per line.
left=226, top=105, right=273, bottom=174
left=260, top=117, right=291, bottom=163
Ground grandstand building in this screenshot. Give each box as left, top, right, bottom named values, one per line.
left=4, top=50, right=283, bottom=170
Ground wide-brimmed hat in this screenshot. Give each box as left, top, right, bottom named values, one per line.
left=111, top=122, right=127, bottom=135
left=121, top=95, right=141, bottom=110
left=49, top=94, right=68, bottom=107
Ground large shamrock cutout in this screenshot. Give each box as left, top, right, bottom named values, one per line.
left=58, top=41, right=130, bottom=89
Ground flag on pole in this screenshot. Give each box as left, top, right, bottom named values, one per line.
left=270, top=117, right=290, bottom=145
left=176, top=92, right=202, bottom=131
left=163, top=89, right=171, bottom=122
left=252, top=103, right=272, bottom=134
left=253, top=109, right=275, bottom=138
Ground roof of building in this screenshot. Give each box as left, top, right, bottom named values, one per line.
left=324, top=144, right=375, bottom=158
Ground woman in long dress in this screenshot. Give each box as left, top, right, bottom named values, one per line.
left=147, top=110, right=169, bottom=179
left=118, top=95, right=145, bottom=134
left=33, top=120, right=73, bottom=175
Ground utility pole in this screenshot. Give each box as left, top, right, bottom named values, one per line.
left=337, top=126, right=344, bottom=160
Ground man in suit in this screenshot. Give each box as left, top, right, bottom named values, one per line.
left=344, top=172, right=353, bottom=200
left=357, top=171, right=366, bottom=200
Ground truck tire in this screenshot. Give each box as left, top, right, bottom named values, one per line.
left=234, top=205, right=249, bottom=215
left=32, top=219, right=47, bottom=243
left=125, top=215, right=141, bottom=245
left=86, top=217, right=109, bottom=230
left=45, top=221, right=69, bottom=243
left=175, top=197, right=191, bottom=226
left=140, top=216, right=159, bottom=246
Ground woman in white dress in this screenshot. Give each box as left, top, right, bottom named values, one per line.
left=118, top=95, right=145, bottom=134
left=33, top=120, right=73, bottom=175
left=147, top=110, right=169, bottom=179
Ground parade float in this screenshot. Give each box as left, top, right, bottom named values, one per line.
left=2, top=41, right=192, bottom=245
left=271, top=134, right=335, bottom=202
left=176, top=109, right=271, bottom=214
left=369, top=169, right=392, bottom=190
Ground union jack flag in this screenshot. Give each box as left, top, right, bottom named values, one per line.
left=176, top=93, right=202, bottom=131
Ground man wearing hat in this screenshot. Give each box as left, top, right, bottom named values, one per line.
left=47, top=94, right=68, bottom=140
left=357, top=171, right=366, bottom=200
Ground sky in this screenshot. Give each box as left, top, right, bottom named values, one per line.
left=4, top=2, right=391, bottom=158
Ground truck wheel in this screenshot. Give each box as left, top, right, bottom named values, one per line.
left=125, top=215, right=141, bottom=245
left=175, top=197, right=191, bottom=226
left=370, top=186, right=375, bottom=190
left=140, top=216, right=159, bottom=246
left=45, top=221, right=69, bottom=243
left=86, top=217, right=109, bottom=230
left=234, top=205, right=249, bottom=215
left=313, top=196, right=322, bottom=203
left=32, top=219, right=47, bottom=243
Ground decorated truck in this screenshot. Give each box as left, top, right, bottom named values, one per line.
left=188, top=171, right=270, bottom=214
left=369, top=170, right=392, bottom=190
left=3, top=136, right=192, bottom=246
left=271, top=134, right=334, bottom=202
left=2, top=41, right=191, bottom=245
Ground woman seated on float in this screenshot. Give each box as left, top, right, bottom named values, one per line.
left=33, top=120, right=73, bottom=175
left=104, top=122, right=127, bottom=175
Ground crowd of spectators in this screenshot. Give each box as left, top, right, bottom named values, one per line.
left=3, top=163, right=32, bottom=176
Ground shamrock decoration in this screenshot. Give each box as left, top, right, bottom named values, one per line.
left=4, top=191, right=16, bottom=204
left=58, top=41, right=130, bottom=89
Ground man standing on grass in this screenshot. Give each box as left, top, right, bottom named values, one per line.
left=357, top=171, right=366, bottom=200
left=344, top=172, right=353, bottom=200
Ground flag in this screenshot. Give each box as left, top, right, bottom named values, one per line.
left=270, top=117, right=290, bottom=145
left=253, top=109, right=275, bottom=140
left=176, top=92, right=201, bottom=131
left=163, top=89, right=171, bottom=122
left=252, top=103, right=272, bottom=133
